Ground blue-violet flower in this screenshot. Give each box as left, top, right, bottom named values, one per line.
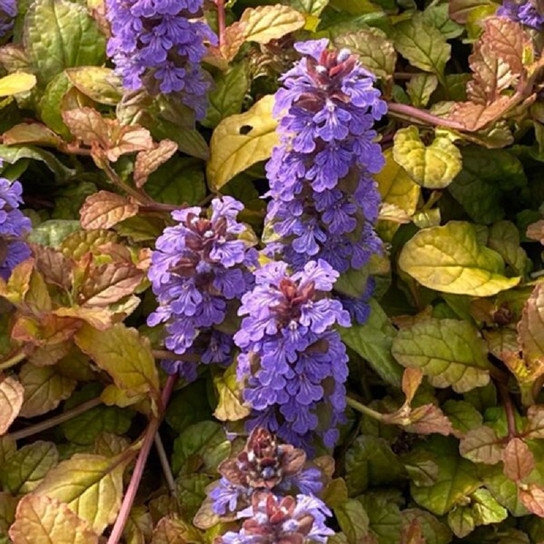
left=147, top=196, right=257, bottom=380
left=265, top=38, right=386, bottom=274
left=0, top=178, right=31, bottom=281
left=498, top=0, right=544, bottom=29
left=105, top=0, right=216, bottom=118
left=234, top=260, right=350, bottom=451
left=0, top=1, right=16, bottom=38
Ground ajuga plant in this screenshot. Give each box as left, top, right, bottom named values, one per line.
left=234, top=260, right=350, bottom=450
left=4, top=1, right=544, bottom=544
left=198, top=427, right=333, bottom=543
left=147, top=196, right=257, bottom=380
left=105, top=0, right=215, bottom=118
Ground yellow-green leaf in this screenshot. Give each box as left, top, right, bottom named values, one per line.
left=0, top=375, right=24, bottom=435
left=65, top=67, right=122, bottom=106
left=213, top=364, right=250, bottom=422
left=398, top=221, right=520, bottom=296
left=33, top=453, right=129, bottom=533
left=392, top=318, right=491, bottom=393
left=74, top=323, right=160, bottom=400
left=519, top=283, right=544, bottom=366
left=207, top=95, right=279, bottom=190
left=9, top=494, right=99, bottom=544
left=393, top=126, right=462, bottom=189
left=240, top=5, right=305, bottom=44
left=0, top=72, right=36, bottom=96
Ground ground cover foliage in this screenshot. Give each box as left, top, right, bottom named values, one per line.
left=1, top=0, right=544, bottom=542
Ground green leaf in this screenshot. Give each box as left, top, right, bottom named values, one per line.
left=1, top=441, right=58, bottom=494
left=420, top=4, right=464, bottom=39
left=171, top=421, right=230, bottom=476
left=487, top=221, right=528, bottom=275
left=175, top=473, right=211, bottom=521
left=406, top=74, right=438, bottom=108
left=39, top=71, right=73, bottom=136
left=207, top=95, right=279, bottom=190
left=392, top=318, right=491, bottom=393
left=459, top=425, right=504, bottom=464
left=399, top=221, right=521, bottom=296
left=359, top=493, right=402, bottom=544
left=28, top=220, right=81, bottom=247
left=33, top=452, right=129, bottom=533
left=333, top=27, right=396, bottom=79
left=393, top=126, right=462, bottom=189
left=0, top=72, right=36, bottom=96
left=448, top=147, right=527, bottom=225
left=290, top=0, right=329, bottom=16
left=61, top=388, right=133, bottom=446
left=204, top=62, right=250, bottom=128
left=165, top=380, right=212, bottom=434
left=335, top=267, right=369, bottom=298
left=23, top=0, right=106, bottom=84
left=74, top=323, right=160, bottom=402
left=19, top=363, right=77, bottom=417
left=341, top=299, right=402, bottom=387
left=345, top=435, right=403, bottom=495
left=442, top=400, right=483, bottom=437
left=410, top=436, right=481, bottom=516
left=9, top=494, right=99, bottom=544
left=394, top=18, right=451, bottom=75
left=401, top=509, right=452, bottom=544
left=334, top=499, right=370, bottom=544
left=0, top=493, right=17, bottom=544
left=239, top=4, right=305, bottom=44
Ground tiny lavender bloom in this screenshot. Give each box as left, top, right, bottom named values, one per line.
left=0, top=0, right=16, bottom=38
left=498, top=0, right=544, bottom=29
left=147, top=197, right=257, bottom=380
left=265, top=38, right=386, bottom=274
left=105, top=0, right=216, bottom=118
left=0, top=178, right=31, bottom=280
left=234, top=260, right=350, bottom=450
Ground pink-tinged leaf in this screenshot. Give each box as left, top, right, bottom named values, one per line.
left=518, top=283, right=544, bottom=366
left=152, top=515, right=203, bottom=544
left=79, top=262, right=144, bottom=307
left=80, top=191, right=139, bottom=230
left=502, top=438, right=535, bottom=482
left=3, top=122, right=62, bottom=147
left=106, top=124, right=154, bottom=162
left=9, top=494, right=99, bottom=544
left=11, top=314, right=82, bottom=348
left=405, top=404, right=453, bottom=436
left=31, top=244, right=73, bottom=291
left=0, top=376, right=24, bottom=435
left=402, top=368, right=424, bottom=404
left=134, top=139, right=178, bottom=188
left=400, top=519, right=425, bottom=544
left=527, top=219, right=544, bottom=244
left=519, top=484, right=544, bottom=517
left=62, top=107, right=109, bottom=147
left=459, top=425, right=505, bottom=464
left=524, top=405, right=544, bottom=439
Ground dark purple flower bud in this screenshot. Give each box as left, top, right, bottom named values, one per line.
left=0, top=178, right=31, bottom=281
left=105, top=0, right=216, bottom=118
left=147, top=197, right=257, bottom=380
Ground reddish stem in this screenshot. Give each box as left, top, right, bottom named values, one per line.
left=106, top=374, right=178, bottom=544
left=387, top=102, right=466, bottom=131
left=498, top=383, right=517, bottom=440
left=215, top=0, right=226, bottom=48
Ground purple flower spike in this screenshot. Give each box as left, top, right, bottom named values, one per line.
left=147, top=197, right=257, bottom=380
left=0, top=178, right=31, bottom=281
left=265, top=39, right=386, bottom=274
left=234, top=260, right=351, bottom=451
left=105, top=0, right=216, bottom=118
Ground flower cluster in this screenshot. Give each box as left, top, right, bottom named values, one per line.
left=0, top=0, right=16, bottom=39
left=0, top=178, right=31, bottom=281
left=203, top=428, right=332, bottom=544
left=265, top=38, right=386, bottom=275
left=234, top=260, right=350, bottom=450
left=147, top=197, right=257, bottom=381
left=498, top=0, right=544, bottom=29
left=105, top=0, right=216, bottom=118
